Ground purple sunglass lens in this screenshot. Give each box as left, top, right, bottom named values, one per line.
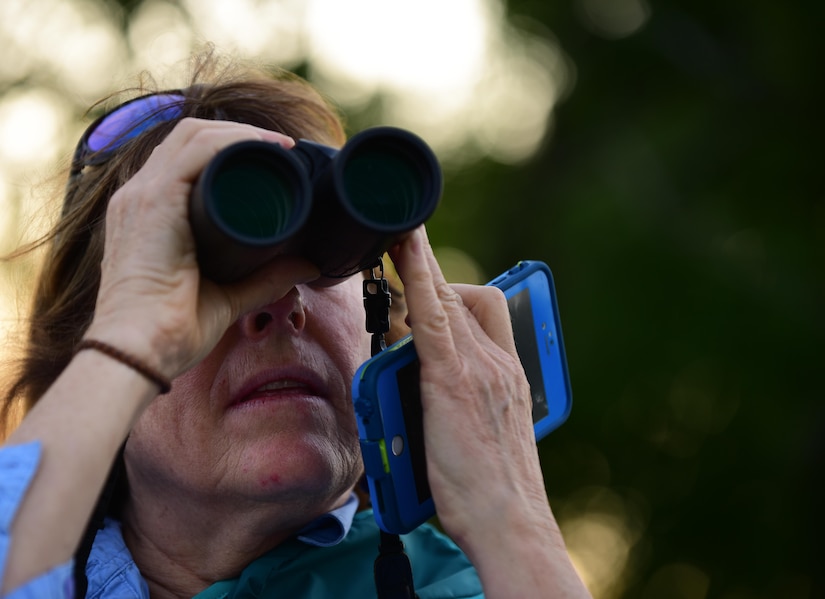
left=87, top=94, right=185, bottom=153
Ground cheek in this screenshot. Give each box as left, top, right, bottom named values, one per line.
left=311, top=279, right=372, bottom=368
left=126, top=401, right=182, bottom=483
left=126, top=362, right=219, bottom=467
left=335, top=316, right=372, bottom=374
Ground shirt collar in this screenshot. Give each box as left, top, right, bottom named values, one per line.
left=295, top=492, right=360, bottom=547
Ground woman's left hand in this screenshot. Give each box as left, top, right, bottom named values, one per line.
left=389, top=227, right=591, bottom=598
left=389, top=227, right=542, bottom=538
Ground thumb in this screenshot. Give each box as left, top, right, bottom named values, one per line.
left=213, top=256, right=320, bottom=323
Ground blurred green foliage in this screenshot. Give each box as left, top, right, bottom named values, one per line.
left=434, top=1, right=822, bottom=597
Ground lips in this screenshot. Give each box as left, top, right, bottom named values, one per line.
left=227, top=367, right=329, bottom=409
left=255, top=380, right=311, bottom=393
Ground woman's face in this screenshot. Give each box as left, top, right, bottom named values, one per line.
left=124, top=275, right=371, bottom=515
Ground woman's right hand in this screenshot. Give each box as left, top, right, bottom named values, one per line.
left=84, top=118, right=319, bottom=381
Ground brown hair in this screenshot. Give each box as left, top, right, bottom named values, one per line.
left=1, top=50, right=347, bottom=428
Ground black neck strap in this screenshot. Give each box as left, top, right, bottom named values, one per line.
left=363, top=258, right=419, bottom=599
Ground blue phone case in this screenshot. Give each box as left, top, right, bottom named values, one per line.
left=352, top=260, right=572, bottom=534
left=487, top=261, right=572, bottom=440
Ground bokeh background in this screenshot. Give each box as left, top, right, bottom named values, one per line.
left=0, top=1, right=821, bottom=597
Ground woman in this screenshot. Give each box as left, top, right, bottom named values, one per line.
left=0, top=52, right=590, bottom=598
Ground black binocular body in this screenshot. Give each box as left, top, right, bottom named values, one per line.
left=189, top=126, right=442, bottom=284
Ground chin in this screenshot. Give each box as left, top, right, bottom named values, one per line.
left=237, top=434, right=362, bottom=501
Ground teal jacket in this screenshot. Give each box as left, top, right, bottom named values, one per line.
left=195, top=511, right=483, bottom=599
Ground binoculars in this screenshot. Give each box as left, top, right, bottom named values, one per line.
left=189, top=126, right=442, bottom=284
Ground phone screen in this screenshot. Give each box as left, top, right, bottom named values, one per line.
left=396, top=357, right=430, bottom=503
left=508, top=288, right=550, bottom=424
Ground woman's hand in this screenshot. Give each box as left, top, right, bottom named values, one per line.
left=390, top=227, right=591, bottom=598
left=85, top=118, right=319, bottom=380
left=390, top=227, right=541, bottom=536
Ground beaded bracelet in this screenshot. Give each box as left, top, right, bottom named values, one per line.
left=75, top=339, right=171, bottom=394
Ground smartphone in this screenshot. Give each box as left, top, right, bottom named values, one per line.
left=351, top=260, right=572, bottom=534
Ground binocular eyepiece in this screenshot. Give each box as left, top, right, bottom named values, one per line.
left=189, top=126, right=442, bottom=284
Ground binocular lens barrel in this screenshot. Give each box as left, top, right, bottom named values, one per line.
left=340, top=143, right=427, bottom=228
left=190, top=126, right=441, bottom=283
left=205, top=148, right=310, bottom=244
left=212, top=160, right=294, bottom=240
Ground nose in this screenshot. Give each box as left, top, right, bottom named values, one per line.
left=238, top=286, right=306, bottom=339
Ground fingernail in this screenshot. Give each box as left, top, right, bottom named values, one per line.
left=408, top=227, right=425, bottom=255
left=262, top=130, right=295, bottom=148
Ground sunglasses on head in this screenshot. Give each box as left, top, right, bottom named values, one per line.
left=69, top=91, right=187, bottom=181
